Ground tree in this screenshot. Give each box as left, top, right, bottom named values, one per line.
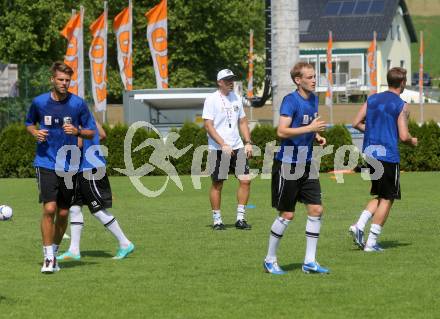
left=0, top=0, right=265, bottom=102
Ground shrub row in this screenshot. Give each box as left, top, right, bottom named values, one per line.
left=0, top=121, right=437, bottom=178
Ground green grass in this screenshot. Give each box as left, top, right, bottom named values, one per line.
left=1, top=173, right=439, bottom=318
left=411, top=16, right=440, bottom=83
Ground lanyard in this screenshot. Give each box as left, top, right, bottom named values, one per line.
left=219, top=92, right=233, bottom=128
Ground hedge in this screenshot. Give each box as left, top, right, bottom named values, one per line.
left=0, top=121, right=437, bottom=178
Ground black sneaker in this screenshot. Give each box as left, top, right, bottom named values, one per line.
left=213, top=223, right=226, bottom=230
left=235, top=219, right=252, bottom=230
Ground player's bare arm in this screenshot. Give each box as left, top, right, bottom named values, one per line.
left=204, top=119, right=232, bottom=154
left=277, top=115, right=326, bottom=139
left=353, top=102, right=367, bottom=132
left=397, top=103, right=418, bottom=146
left=239, top=116, right=253, bottom=157
left=26, top=124, right=48, bottom=142
left=62, top=124, right=95, bottom=139
left=315, top=133, right=326, bottom=146
left=96, top=122, right=107, bottom=141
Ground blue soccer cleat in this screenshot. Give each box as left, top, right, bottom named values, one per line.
left=349, top=224, right=365, bottom=249
left=364, top=244, right=384, bottom=252
left=302, top=261, right=330, bottom=274
left=56, top=251, right=81, bottom=261
left=113, top=242, right=135, bottom=260
left=263, top=260, right=287, bottom=275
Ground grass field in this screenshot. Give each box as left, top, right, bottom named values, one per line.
left=1, top=172, right=439, bottom=318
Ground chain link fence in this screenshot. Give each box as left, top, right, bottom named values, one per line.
left=0, top=64, right=95, bottom=132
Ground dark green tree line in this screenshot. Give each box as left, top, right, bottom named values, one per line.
left=0, top=0, right=265, bottom=102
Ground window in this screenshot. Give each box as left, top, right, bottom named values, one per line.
left=326, top=1, right=386, bottom=17
left=397, top=25, right=401, bottom=41
left=324, top=2, right=342, bottom=15
left=354, top=1, right=371, bottom=14
left=390, top=25, right=394, bottom=40
left=320, top=62, right=337, bottom=75
left=299, top=20, right=311, bottom=34
left=369, top=0, right=385, bottom=14
left=400, top=60, right=405, bottom=68
left=387, top=60, right=391, bottom=70
left=340, top=1, right=356, bottom=15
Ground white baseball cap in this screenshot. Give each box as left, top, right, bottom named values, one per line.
left=217, top=69, right=237, bottom=81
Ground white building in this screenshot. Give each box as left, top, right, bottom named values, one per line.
left=298, top=0, right=417, bottom=94
left=0, top=63, right=18, bottom=97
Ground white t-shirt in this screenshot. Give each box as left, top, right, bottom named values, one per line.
left=202, top=90, right=246, bottom=150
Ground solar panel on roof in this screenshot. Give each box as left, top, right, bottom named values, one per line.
left=339, top=1, right=356, bottom=15
left=354, top=0, right=371, bottom=14
left=369, top=0, right=385, bottom=14
left=325, top=1, right=342, bottom=15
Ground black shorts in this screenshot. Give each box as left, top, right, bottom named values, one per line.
left=367, top=159, right=401, bottom=200
left=271, top=159, right=321, bottom=212
left=73, top=168, right=112, bottom=213
left=210, top=148, right=250, bottom=182
left=35, top=167, right=76, bottom=209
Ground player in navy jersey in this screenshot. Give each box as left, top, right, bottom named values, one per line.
left=349, top=67, right=417, bottom=252
left=56, top=121, right=134, bottom=262
left=25, top=61, right=95, bottom=274
left=263, top=62, right=329, bottom=275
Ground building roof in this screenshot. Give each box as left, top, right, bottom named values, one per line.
left=299, top=0, right=417, bottom=43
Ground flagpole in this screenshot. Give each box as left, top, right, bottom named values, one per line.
left=129, top=0, right=133, bottom=89
left=330, top=31, right=333, bottom=125
left=79, top=6, right=85, bottom=98
left=420, top=31, right=423, bottom=123
left=103, top=1, right=108, bottom=124
left=248, top=29, right=254, bottom=121
left=373, top=31, right=377, bottom=93
left=326, top=30, right=333, bottom=125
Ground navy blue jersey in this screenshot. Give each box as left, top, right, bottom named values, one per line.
left=80, top=130, right=106, bottom=172
left=363, top=91, right=405, bottom=163
left=25, top=92, right=95, bottom=171
left=275, top=91, right=319, bottom=163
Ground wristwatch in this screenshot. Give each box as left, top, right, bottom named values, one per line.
left=75, top=129, right=82, bottom=137
left=244, top=140, right=253, bottom=145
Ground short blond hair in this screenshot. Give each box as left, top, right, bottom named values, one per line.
left=290, top=62, right=314, bottom=86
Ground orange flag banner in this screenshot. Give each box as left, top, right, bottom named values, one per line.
left=114, top=2, right=133, bottom=91
left=89, top=7, right=107, bottom=112
left=367, top=32, right=377, bottom=95
left=60, top=7, right=84, bottom=97
left=145, top=0, right=168, bottom=89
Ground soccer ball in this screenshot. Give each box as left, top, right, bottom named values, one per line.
left=0, top=205, right=13, bottom=221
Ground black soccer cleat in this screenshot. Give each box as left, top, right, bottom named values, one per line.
left=213, top=223, right=226, bottom=230
left=235, top=219, right=252, bottom=230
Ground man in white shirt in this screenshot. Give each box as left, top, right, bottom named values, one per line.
left=202, top=69, right=253, bottom=230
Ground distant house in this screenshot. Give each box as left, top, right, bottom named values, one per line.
left=0, top=63, right=18, bottom=97
left=299, top=0, right=417, bottom=94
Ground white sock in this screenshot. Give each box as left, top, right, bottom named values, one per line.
left=68, top=205, right=84, bottom=255
left=43, top=245, right=54, bottom=260
left=266, top=217, right=291, bottom=262
left=366, top=224, right=382, bottom=247
left=304, top=216, right=321, bottom=264
left=237, top=204, right=246, bottom=221
left=212, top=210, right=222, bottom=225
left=356, top=210, right=372, bottom=231
left=93, top=209, right=131, bottom=248
left=52, top=244, right=59, bottom=256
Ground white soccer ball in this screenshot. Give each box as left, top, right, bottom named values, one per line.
left=0, top=205, right=13, bottom=221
